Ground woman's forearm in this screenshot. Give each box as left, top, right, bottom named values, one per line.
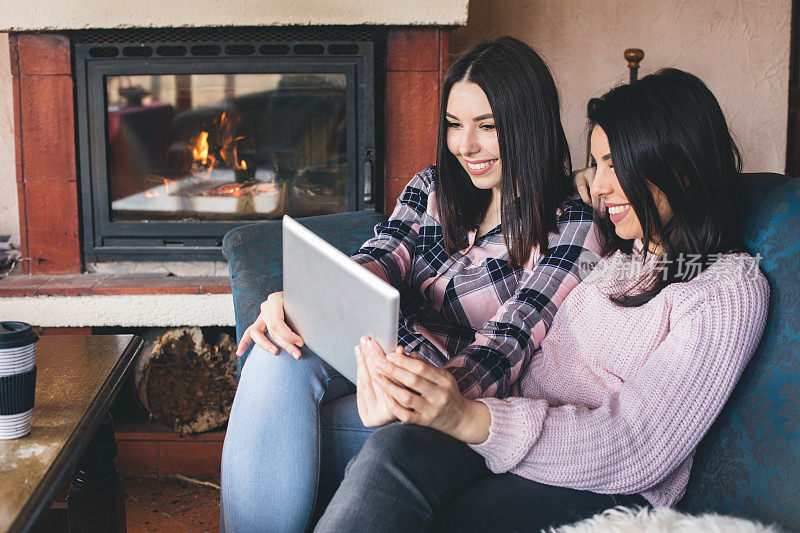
left=454, top=399, right=491, bottom=444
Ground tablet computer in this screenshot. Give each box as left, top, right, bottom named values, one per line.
left=282, top=215, right=400, bottom=383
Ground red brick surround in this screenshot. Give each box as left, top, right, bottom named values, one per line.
left=384, top=28, right=450, bottom=213
left=9, top=33, right=80, bottom=274
left=8, top=28, right=451, bottom=275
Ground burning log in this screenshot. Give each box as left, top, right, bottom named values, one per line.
left=133, top=327, right=238, bottom=434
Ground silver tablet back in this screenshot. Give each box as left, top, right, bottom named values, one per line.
left=282, top=215, right=399, bottom=383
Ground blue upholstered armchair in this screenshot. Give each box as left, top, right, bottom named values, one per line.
left=222, top=173, right=800, bottom=530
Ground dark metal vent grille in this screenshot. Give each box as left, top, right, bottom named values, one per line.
left=81, top=41, right=368, bottom=59
left=72, top=26, right=378, bottom=44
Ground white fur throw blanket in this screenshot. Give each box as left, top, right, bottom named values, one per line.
left=551, top=506, right=783, bottom=533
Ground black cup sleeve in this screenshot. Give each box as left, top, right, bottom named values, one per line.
left=0, top=366, right=37, bottom=416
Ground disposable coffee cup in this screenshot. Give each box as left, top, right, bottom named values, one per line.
left=0, top=322, right=38, bottom=439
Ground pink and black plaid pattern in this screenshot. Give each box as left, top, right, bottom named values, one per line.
left=353, top=166, right=601, bottom=399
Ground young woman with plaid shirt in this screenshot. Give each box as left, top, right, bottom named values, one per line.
left=221, top=37, right=602, bottom=532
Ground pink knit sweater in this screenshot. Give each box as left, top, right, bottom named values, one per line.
left=469, top=249, right=769, bottom=507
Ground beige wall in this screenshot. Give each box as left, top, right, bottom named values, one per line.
left=0, top=2, right=792, bottom=244
left=0, top=33, right=19, bottom=246
left=452, top=0, right=791, bottom=174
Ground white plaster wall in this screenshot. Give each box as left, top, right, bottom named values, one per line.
left=452, top=0, right=791, bottom=174
left=0, top=33, right=19, bottom=246
left=0, top=0, right=468, bottom=31
left=0, top=293, right=235, bottom=326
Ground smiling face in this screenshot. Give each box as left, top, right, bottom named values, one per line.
left=445, top=81, right=502, bottom=193
left=589, top=125, right=673, bottom=244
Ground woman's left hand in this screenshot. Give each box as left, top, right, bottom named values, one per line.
left=355, top=338, right=397, bottom=427
left=363, top=346, right=491, bottom=444
left=571, top=166, right=605, bottom=214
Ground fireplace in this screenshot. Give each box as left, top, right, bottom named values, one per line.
left=6, top=25, right=449, bottom=275
left=74, top=28, right=379, bottom=261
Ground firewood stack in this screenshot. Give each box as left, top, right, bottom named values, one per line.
left=134, top=327, right=238, bottom=434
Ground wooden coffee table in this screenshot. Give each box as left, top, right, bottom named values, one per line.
left=0, top=334, right=143, bottom=533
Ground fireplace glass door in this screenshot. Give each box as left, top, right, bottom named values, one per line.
left=75, top=37, right=376, bottom=261
left=106, top=73, right=348, bottom=221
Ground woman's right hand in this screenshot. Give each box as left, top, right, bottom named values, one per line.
left=236, top=291, right=305, bottom=359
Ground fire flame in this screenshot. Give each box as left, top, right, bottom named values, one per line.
left=142, top=175, right=176, bottom=198
left=189, top=112, right=249, bottom=177
left=232, top=144, right=247, bottom=171
left=193, top=131, right=210, bottom=166
left=220, top=184, right=243, bottom=197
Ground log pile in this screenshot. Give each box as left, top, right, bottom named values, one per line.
left=134, top=327, right=238, bottom=434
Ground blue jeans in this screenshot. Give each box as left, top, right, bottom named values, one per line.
left=220, top=342, right=377, bottom=532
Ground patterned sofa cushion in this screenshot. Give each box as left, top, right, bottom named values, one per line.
left=679, top=174, right=800, bottom=530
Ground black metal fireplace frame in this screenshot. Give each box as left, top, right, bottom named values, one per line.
left=74, top=35, right=378, bottom=262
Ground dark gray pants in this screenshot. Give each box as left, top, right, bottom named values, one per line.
left=315, top=423, right=648, bottom=532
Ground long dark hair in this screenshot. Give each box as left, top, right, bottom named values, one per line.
left=588, top=68, right=742, bottom=306
left=435, top=36, right=572, bottom=267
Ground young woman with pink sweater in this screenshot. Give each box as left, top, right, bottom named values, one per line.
left=315, top=69, right=770, bottom=531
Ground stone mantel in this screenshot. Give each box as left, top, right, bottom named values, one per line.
left=0, top=0, right=468, bottom=31
left=0, top=273, right=234, bottom=326
left=0, top=293, right=235, bottom=326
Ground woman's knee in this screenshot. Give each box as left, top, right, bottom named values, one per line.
left=361, top=423, right=424, bottom=458
left=348, top=423, right=444, bottom=474
left=237, top=344, right=332, bottom=402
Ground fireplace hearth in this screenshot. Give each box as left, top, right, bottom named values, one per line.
left=75, top=28, right=380, bottom=261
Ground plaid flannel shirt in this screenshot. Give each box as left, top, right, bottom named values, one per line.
left=352, top=166, right=602, bottom=399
